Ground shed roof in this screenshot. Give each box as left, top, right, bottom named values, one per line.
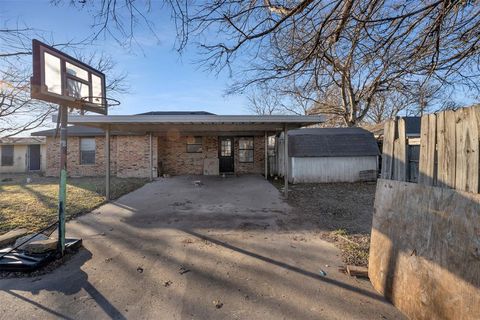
left=286, top=127, right=379, bottom=157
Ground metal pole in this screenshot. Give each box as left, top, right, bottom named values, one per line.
left=149, top=132, right=153, bottom=181
left=57, top=105, right=68, bottom=255
left=264, top=131, right=268, bottom=179
left=284, top=123, right=288, bottom=198
left=105, top=126, right=110, bottom=201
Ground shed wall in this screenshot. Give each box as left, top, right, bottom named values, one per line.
left=289, top=156, right=378, bottom=183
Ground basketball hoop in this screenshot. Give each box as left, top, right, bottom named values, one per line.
left=29, top=39, right=116, bottom=257
left=72, top=96, right=121, bottom=110
left=82, top=96, right=121, bottom=107
left=31, top=39, right=109, bottom=115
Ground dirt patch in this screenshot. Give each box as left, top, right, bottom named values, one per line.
left=329, top=230, right=370, bottom=266
left=272, top=179, right=376, bottom=266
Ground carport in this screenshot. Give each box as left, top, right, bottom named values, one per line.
left=0, top=174, right=405, bottom=319
left=65, top=114, right=324, bottom=199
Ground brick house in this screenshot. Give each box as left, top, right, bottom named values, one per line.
left=32, top=111, right=322, bottom=196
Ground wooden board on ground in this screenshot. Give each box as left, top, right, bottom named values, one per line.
left=346, top=265, right=369, bottom=278
left=0, top=228, right=29, bottom=247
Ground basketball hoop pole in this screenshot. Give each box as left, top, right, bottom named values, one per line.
left=57, top=104, right=68, bottom=256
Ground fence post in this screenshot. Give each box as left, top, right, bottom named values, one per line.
left=393, top=118, right=407, bottom=181
left=419, top=114, right=436, bottom=186
left=382, top=119, right=395, bottom=179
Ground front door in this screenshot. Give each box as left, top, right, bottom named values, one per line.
left=28, top=145, right=41, bottom=171
left=219, top=137, right=234, bottom=173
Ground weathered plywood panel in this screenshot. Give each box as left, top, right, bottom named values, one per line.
left=203, top=158, right=219, bottom=175
left=369, top=179, right=480, bottom=320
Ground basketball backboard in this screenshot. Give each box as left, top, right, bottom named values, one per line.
left=31, top=39, right=108, bottom=115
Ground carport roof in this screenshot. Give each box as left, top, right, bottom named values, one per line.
left=58, top=114, right=325, bottom=134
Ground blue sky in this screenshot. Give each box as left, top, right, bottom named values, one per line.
left=1, top=0, right=249, bottom=115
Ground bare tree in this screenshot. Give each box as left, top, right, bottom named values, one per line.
left=0, top=25, right=128, bottom=137
left=68, top=0, right=480, bottom=126
left=247, top=87, right=281, bottom=115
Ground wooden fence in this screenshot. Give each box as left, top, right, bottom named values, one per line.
left=381, top=105, right=480, bottom=193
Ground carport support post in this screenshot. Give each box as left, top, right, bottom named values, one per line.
left=57, top=105, right=68, bottom=256
left=264, top=131, right=268, bottom=179
left=105, top=126, right=110, bottom=201
left=149, top=132, right=153, bottom=181
left=284, top=123, right=288, bottom=198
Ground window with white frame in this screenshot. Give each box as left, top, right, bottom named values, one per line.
left=80, top=138, right=96, bottom=165
left=239, top=137, right=254, bottom=163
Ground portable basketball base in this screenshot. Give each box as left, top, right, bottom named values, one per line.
left=31, top=39, right=109, bottom=257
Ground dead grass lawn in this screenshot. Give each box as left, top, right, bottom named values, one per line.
left=0, top=176, right=148, bottom=233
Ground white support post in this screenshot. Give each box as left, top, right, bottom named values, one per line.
left=284, top=123, right=288, bottom=198
left=105, top=126, right=110, bottom=201
left=264, top=131, right=268, bottom=179
left=149, top=132, right=153, bottom=181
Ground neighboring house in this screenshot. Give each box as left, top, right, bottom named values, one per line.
left=274, top=128, right=380, bottom=183
left=31, top=111, right=323, bottom=178
left=0, top=137, right=46, bottom=173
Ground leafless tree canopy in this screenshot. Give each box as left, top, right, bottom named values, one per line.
left=72, top=0, right=480, bottom=125
left=0, top=24, right=128, bottom=137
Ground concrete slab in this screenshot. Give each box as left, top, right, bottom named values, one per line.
left=0, top=175, right=405, bottom=320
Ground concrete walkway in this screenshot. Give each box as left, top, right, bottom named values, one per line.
left=0, top=175, right=405, bottom=320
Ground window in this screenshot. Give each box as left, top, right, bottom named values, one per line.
left=239, top=137, right=254, bottom=163
left=220, top=139, right=232, bottom=156
left=1, top=145, right=14, bottom=166
left=186, top=136, right=203, bottom=153
left=80, top=138, right=96, bottom=165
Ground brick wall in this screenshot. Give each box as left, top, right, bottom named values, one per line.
left=158, top=135, right=265, bottom=175
left=158, top=135, right=218, bottom=175
left=46, top=134, right=265, bottom=177
left=46, top=135, right=156, bottom=178
left=46, top=136, right=111, bottom=177
left=116, top=135, right=157, bottom=178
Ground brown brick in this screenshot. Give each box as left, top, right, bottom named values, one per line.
left=46, top=134, right=264, bottom=177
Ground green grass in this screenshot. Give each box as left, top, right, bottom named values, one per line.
left=0, top=176, right=148, bottom=233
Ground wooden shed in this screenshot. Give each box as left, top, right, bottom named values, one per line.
left=274, top=127, right=379, bottom=183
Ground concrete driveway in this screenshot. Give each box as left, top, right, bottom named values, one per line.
left=0, top=175, right=405, bottom=320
